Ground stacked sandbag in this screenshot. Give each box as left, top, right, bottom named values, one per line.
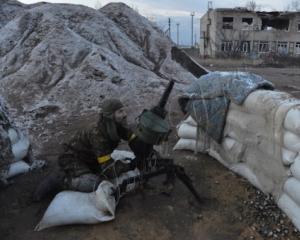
left=174, top=89, right=300, bottom=230
left=173, top=115, right=211, bottom=153
left=35, top=150, right=139, bottom=231
left=0, top=94, right=42, bottom=187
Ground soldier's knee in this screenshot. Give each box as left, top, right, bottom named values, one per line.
left=70, top=174, right=102, bottom=192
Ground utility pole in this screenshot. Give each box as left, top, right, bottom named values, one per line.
left=190, top=12, right=195, bottom=48
left=195, top=34, right=196, bottom=46
left=177, top=23, right=180, bottom=45
left=168, top=18, right=171, bottom=38
left=197, top=18, right=201, bottom=48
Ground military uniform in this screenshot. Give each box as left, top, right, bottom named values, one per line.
left=32, top=99, right=141, bottom=201
left=58, top=115, right=135, bottom=190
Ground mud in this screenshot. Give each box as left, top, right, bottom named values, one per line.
left=1, top=67, right=300, bottom=240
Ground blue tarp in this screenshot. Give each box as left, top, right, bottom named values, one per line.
left=179, top=71, right=275, bottom=143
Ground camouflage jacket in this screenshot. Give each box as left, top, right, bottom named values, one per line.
left=60, top=117, right=133, bottom=164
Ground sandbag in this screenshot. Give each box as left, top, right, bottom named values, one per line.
left=11, top=131, right=30, bottom=163
left=277, top=192, right=300, bottom=231
left=183, top=115, right=197, bottom=126
left=283, top=129, right=300, bottom=153
left=0, top=160, right=30, bottom=179
left=284, top=106, right=300, bottom=136
left=173, top=138, right=209, bottom=153
left=229, top=163, right=263, bottom=191
left=226, top=109, right=266, bottom=135
left=35, top=150, right=140, bottom=231
left=175, top=88, right=300, bottom=229
left=35, top=180, right=116, bottom=231
left=210, top=137, right=245, bottom=164
left=282, top=147, right=297, bottom=165
left=8, top=128, right=19, bottom=145
left=290, top=156, right=300, bottom=182
left=222, top=137, right=235, bottom=151
left=284, top=166, right=293, bottom=177
left=177, top=122, right=197, bottom=139
left=283, top=177, right=300, bottom=207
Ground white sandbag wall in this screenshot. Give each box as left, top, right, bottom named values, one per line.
left=174, top=89, right=300, bottom=230
left=0, top=94, right=41, bottom=186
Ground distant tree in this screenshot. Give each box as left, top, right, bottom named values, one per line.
left=212, top=28, right=251, bottom=59
left=94, top=0, right=102, bottom=10
left=156, top=21, right=166, bottom=31
left=284, top=4, right=291, bottom=11
left=284, top=0, right=300, bottom=11
left=144, top=14, right=166, bottom=32
left=132, top=5, right=140, bottom=14
left=145, top=14, right=156, bottom=24
left=246, top=0, right=261, bottom=11
left=291, top=0, right=300, bottom=10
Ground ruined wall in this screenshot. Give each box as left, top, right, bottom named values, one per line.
left=200, top=8, right=300, bottom=58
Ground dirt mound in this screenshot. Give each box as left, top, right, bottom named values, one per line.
left=0, top=0, right=208, bottom=154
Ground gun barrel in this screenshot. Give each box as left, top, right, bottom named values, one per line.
left=157, top=79, right=175, bottom=109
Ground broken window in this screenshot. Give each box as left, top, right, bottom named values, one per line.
left=242, top=18, right=253, bottom=30
left=261, top=18, right=289, bottom=31
left=277, top=42, right=287, bottom=54
left=259, top=41, right=270, bottom=53
left=241, top=41, right=251, bottom=52
left=221, top=41, right=232, bottom=52
left=295, top=42, right=300, bottom=54
left=222, top=17, right=233, bottom=29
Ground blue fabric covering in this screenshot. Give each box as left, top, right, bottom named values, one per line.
left=181, top=71, right=275, bottom=143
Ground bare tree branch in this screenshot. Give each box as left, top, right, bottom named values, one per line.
left=131, top=5, right=140, bottom=14
left=94, top=0, right=102, bottom=10
left=291, top=0, right=300, bottom=11
left=246, top=0, right=260, bottom=11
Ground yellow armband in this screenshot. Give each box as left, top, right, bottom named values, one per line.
left=97, top=154, right=111, bottom=163
left=128, top=134, right=136, bottom=142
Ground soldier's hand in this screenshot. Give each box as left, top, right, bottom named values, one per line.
left=129, top=156, right=143, bottom=170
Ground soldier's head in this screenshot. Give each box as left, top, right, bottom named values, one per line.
left=101, top=99, right=127, bottom=127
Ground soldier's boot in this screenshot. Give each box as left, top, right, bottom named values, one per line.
left=32, top=172, right=62, bottom=202
left=70, top=174, right=102, bottom=192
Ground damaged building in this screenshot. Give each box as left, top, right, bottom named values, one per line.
left=199, top=5, right=300, bottom=59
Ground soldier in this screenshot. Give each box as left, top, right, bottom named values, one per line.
left=33, top=98, right=149, bottom=202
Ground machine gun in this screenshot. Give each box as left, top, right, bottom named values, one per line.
left=112, top=150, right=204, bottom=203
left=112, top=79, right=204, bottom=203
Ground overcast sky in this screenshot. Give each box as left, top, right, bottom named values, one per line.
left=18, top=0, right=287, bottom=46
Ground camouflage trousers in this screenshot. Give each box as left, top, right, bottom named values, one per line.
left=58, top=154, right=131, bottom=190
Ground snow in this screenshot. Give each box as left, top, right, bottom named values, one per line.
left=0, top=0, right=208, bottom=155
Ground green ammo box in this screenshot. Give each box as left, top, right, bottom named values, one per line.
left=136, top=110, right=172, bottom=145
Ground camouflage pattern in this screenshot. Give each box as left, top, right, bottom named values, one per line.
left=58, top=116, right=133, bottom=190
